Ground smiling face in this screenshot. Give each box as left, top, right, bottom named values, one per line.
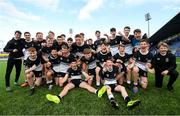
left=46, top=39, right=53, bottom=47
left=57, top=37, right=64, bottom=44
left=159, top=45, right=168, bottom=55
left=95, top=31, right=101, bottom=38
left=84, top=52, right=92, bottom=59
left=24, top=33, right=31, bottom=41
left=118, top=46, right=125, bottom=54
left=51, top=49, right=58, bottom=58
left=106, top=60, right=113, bottom=71
left=36, top=32, right=43, bottom=41
left=124, top=28, right=130, bottom=36
left=71, top=61, right=78, bottom=70
left=140, top=41, right=148, bottom=50
left=29, top=50, right=37, bottom=59
left=75, top=37, right=83, bottom=46
left=61, top=46, right=69, bottom=56
left=110, top=31, right=116, bottom=37
left=101, top=44, right=108, bottom=52
left=15, top=32, right=21, bottom=40
left=134, top=32, right=141, bottom=39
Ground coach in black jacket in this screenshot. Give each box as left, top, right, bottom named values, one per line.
left=4, top=30, right=25, bottom=91
left=151, top=42, right=179, bottom=91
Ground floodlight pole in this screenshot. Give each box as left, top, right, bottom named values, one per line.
left=145, top=13, right=151, bottom=38
left=148, top=19, right=150, bottom=38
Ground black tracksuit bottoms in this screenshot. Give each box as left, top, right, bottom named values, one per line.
left=5, top=58, right=22, bottom=87
left=155, top=70, right=179, bottom=88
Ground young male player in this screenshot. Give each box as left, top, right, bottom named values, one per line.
left=98, top=60, right=141, bottom=109
left=81, top=48, right=97, bottom=85
left=46, top=60, right=106, bottom=104
left=132, top=39, right=153, bottom=93
left=96, top=42, right=112, bottom=87
left=25, top=47, right=43, bottom=95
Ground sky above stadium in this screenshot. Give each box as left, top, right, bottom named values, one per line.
left=0, top=0, right=180, bottom=42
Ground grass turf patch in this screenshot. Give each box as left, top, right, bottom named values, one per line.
left=0, top=59, right=180, bottom=115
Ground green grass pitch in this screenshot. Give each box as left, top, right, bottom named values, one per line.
left=0, top=58, right=180, bottom=115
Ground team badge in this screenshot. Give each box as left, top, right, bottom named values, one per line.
left=165, top=58, right=169, bottom=62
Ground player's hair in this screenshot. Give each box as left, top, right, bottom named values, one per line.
left=110, top=28, right=116, bottom=32
left=28, top=47, right=36, bottom=52
left=62, top=44, right=69, bottom=49
left=134, top=29, right=141, bottom=34
left=83, top=48, right=91, bottom=54
left=95, top=30, right=100, bottom=34
left=36, top=32, right=43, bottom=36
left=118, top=44, right=125, bottom=48
left=75, top=34, right=81, bottom=38
left=101, top=41, right=109, bottom=46
left=140, top=39, right=149, bottom=43
left=57, top=36, right=62, bottom=39
left=67, top=37, right=73, bottom=41
left=88, top=38, right=93, bottom=41
left=24, top=32, right=30, bottom=35
left=158, top=41, right=168, bottom=48
left=48, top=31, right=55, bottom=35
left=60, top=34, right=66, bottom=38
left=51, top=47, right=58, bottom=51
left=124, top=26, right=130, bottom=30
left=15, top=30, right=22, bottom=35
left=79, top=33, right=84, bottom=36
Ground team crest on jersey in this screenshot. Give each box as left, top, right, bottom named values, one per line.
left=14, top=42, right=17, bottom=45
left=157, top=58, right=160, bottom=60
left=165, top=58, right=169, bottom=62
left=138, top=57, right=141, bottom=60
left=115, top=41, right=117, bottom=43
left=60, top=57, right=63, bottom=60
left=102, top=59, right=104, bottom=61
left=86, top=61, right=88, bottom=64
left=144, top=73, right=146, bottom=76
left=32, top=44, right=34, bottom=47
left=67, top=59, right=69, bottom=62
left=25, top=45, right=27, bottom=47
left=106, top=74, right=109, bottom=77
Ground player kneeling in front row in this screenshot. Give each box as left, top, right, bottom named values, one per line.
left=131, top=39, right=153, bottom=93
left=46, top=48, right=61, bottom=90
left=46, top=60, right=106, bottom=104
left=98, top=60, right=141, bottom=109
left=25, top=47, right=43, bottom=95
